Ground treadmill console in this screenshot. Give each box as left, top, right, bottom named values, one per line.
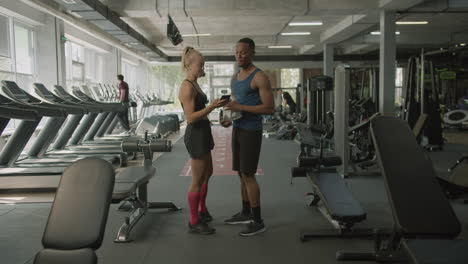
left=54, top=85, right=79, bottom=102
left=33, top=83, right=57, bottom=101
left=73, top=89, right=94, bottom=103
left=1, top=81, right=38, bottom=103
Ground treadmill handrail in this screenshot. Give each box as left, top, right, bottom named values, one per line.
left=1, top=82, right=66, bottom=117
left=33, top=83, right=87, bottom=115
left=54, top=86, right=122, bottom=113
left=0, top=105, right=40, bottom=121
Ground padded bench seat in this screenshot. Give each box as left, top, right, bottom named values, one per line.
left=307, top=168, right=366, bottom=223
left=0, top=167, right=155, bottom=200
left=403, top=239, right=468, bottom=264
left=35, top=248, right=96, bottom=264
left=112, top=166, right=155, bottom=202
left=299, top=156, right=342, bottom=168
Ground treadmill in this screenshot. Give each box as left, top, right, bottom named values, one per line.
left=0, top=102, right=61, bottom=194
left=53, top=85, right=130, bottom=145
left=0, top=81, right=67, bottom=176
left=30, top=85, right=130, bottom=158
left=33, top=83, right=126, bottom=152
left=55, top=85, right=154, bottom=144
left=73, top=87, right=171, bottom=141
left=71, top=88, right=133, bottom=141
left=9, top=83, right=125, bottom=166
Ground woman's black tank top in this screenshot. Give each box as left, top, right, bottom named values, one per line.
left=185, top=79, right=208, bottom=112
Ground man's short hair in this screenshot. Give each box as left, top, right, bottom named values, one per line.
left=117, top=74, right=124, bottom=81
left=237, top=38, right=255, bottom=53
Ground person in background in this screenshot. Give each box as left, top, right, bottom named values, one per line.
left=282, top=91, right=297, bottom=114
left=117, top=74, right=131, bottom=131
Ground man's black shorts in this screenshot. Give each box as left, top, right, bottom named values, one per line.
left=232, top=127, right=262, bottom=175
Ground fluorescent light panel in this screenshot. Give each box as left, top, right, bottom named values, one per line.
left=289, top=21, right=323, bottom=26
left=370, top=31, right=400, bottom=35
left=182, top=33, right=212, bottom=37
left=268, top=45, right=292, bottom=49
left=281, top=32, right=310, bottom=36
left=396, top=21, right=428, bottom=25
left=460, top=43, right=466, bottom=46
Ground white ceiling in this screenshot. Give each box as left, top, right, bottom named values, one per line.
left=98, top=0, right=468, bottom=57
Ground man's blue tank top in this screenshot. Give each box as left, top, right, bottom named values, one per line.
left=232, top=68, right=262, bottom=131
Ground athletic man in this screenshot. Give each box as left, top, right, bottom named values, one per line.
left=221, top=38, right=274, bottom=236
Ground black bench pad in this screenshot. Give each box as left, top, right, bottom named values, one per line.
left=112, top=166, right=156, bottom=201
left=299, top=156, right=342, bottom=167
left=403, top=239, right=468, bottom=264
left=371, top=116, right=461, bottom=237
left=34, top=248, right=96, bottom=264
left=307, top=169, right=366, bottom=223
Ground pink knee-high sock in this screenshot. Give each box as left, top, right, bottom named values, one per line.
left=199, top=184, right=208, bottom=213
left=188, top=192, right=201, bottom=225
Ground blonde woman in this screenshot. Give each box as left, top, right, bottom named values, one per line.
left=179, top=47, right=227, bottom=234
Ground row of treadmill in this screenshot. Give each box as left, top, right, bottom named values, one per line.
left=0, top=80, right=184, bottom=263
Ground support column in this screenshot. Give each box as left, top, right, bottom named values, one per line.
left=55, top=18, right=66, bottom=86
left=334, top=65, right=349, bottom=177
left=323, top=44, right=334, bottom=77
left=379, top=10, right=396, bottom=115
left=323, top=43, right=334, bottom=113
left=116, top=49, right=122, bottom=75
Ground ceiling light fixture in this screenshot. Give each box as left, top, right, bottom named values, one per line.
left=289, top=22, right=323, bottom=26
left=460, top=43, right=466, bottom=46
left=182, top=33, right=212, bottom=37
left=396, top=21, right=428, bottom=25
left=268, top=45, right=292, bottom=48
left=281, top=32, right=311, bottom=36
left=370, top=31, right=400, bottom=35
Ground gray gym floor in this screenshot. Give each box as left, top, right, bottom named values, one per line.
left=1, top=131, right=468, bottom=264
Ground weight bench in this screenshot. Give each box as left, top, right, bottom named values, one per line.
left=1, top=138, right=180, bottom=244
left=34, top=158, right=115, bottom=264
left=112, top=138, right=181, bottom=243
left=337, top=116, right=468, bottom=263
left=291, top=136, right=370, bottom=241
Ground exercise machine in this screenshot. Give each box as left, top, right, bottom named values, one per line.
left=336, top=116, right=468, bottom=263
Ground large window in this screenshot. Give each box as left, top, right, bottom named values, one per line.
left=0, top=15, right=35, bottom=87
left=0, top=13, right=37, bottom=131
left=14, top=23, right=35, bottom=75
left=210, top=63, right=234, bottom=98
left=0, top=14, right=12, bottom=79
left=65, top=42, right=109, bottom=91
left=213, top=63, right=234, bottom=76
left=122, top=60, right=137, bottom=89
left=65, top=42, right=85, bottom=89
left=152, top=64, right=184, bottom=110
left=279, top=68, right=300, bottom=106
left=0, top=15, right=15, bottom=80
left=280, top=68, right=300, bottom=88
left=0, top=15, right=9, bottom=58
